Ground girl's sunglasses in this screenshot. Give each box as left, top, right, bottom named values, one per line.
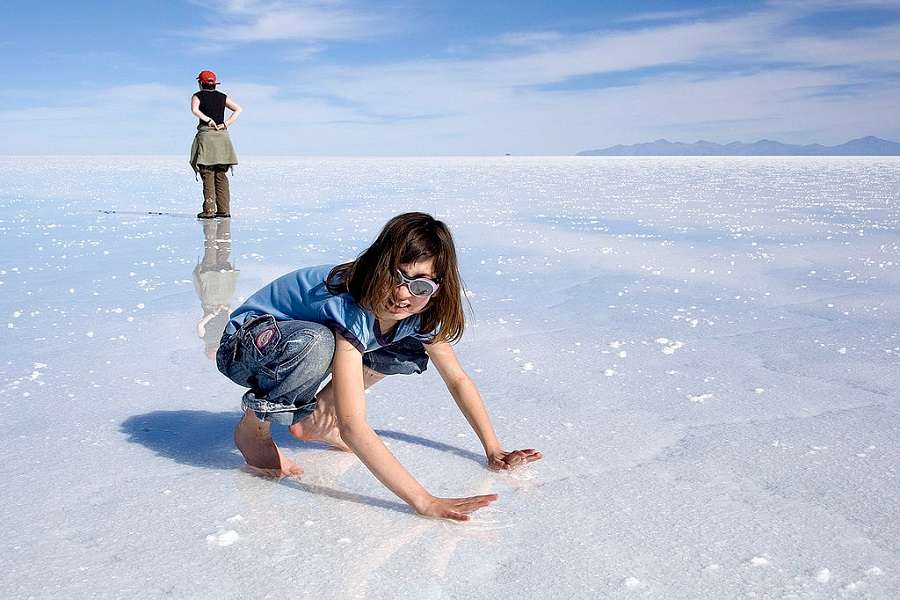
left=396, top=269, right=440, bottom=297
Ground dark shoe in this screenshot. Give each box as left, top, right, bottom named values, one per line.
left=197, top=212, right=216, bottom=219
left=215, top=213, right=231, bottom=218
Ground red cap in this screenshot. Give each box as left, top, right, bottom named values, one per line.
left=197, top=70, right=219, bottom=85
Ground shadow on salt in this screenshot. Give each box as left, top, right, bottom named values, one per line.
left=121, top=410, right=492, bottom=516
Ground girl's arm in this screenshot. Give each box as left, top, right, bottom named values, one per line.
left=425, top=341, right=543, bottom=470
left=332, top=332, right=496, bottom=521
left=224, top=97, right=242, bottom=127
left=190, top=95, right=215, bottom=127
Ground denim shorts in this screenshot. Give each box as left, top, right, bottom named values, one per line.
left=216, top=314, right=429, bottom=426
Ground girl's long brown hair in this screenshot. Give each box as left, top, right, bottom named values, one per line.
left=326, top=212, right=465, bottom=344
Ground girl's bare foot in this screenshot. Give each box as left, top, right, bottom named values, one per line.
left=234, top=410, right=304, bottom=477
left=288, top=410, right=351, bottom=452
left=245, top=449, right=304, bottom=478
left=287, top=370, right=383, bottom=452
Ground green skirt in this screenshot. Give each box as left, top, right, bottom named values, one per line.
left=190, top=125, right=238, bottom=174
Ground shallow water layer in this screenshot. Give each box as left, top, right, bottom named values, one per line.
left=0, top=157, right=898, bottom=599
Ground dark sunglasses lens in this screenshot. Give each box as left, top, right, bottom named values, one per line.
left=408, top=279, right=434, bottom=296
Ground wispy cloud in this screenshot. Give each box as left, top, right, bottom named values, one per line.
left=281, top=44, right=326, bottom=62
left=493, top=31, right=565, bottom=48
left=615, top=8, right=718, bottom=24
left=283, top=1, right=900, bottom=148
left=771, top=0, right=900, bottom=11
left=188, top=0, right=387, bottom=44
left=0, top=84, right=186, bottom=153
left=5, top=1, right=900, bottom=154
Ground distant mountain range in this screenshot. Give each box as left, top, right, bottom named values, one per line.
left=577, top=136, right=900, bottom=156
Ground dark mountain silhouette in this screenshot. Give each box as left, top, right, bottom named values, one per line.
left=577, top=136, right=900, bottom=156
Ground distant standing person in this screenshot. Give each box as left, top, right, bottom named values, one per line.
left=190, top=70, right=241, bottom=219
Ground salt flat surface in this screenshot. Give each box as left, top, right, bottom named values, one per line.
left=0, top=156, right=898, bottom=599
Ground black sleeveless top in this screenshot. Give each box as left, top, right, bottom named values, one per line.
left=195, top=90, right=227, bottom=126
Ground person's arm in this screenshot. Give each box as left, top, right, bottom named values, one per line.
left=425, top=340, right=543, bottom=470
left=223, top=97, right=242, bottom=127
left=332, top=332, right=497, bottom=521
left=191, top=95, right=216, bottom=127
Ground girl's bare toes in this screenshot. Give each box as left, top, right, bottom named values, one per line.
left=278, top=451, right=304, bottom=476
left=245, top=465, right=286, bottom=479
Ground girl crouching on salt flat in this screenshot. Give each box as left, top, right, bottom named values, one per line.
left=216, top=212, right=541, bottom=520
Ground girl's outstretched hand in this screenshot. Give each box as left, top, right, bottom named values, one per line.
left=415, top=494, right=498, bottom=521
left=488, top=448, right=543, bottom=471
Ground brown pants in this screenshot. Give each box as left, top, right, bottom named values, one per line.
left=198, top=164, right=231, bottom=215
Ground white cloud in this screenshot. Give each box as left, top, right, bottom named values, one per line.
left=493, top=31, right=565, bottom=48
left=269, top=1, right=900, bottom=151
left=0, top=84, right=187, bottom=154
left=770, top=0, right=900, bottom=11
left=189, top=0, right=387, bottom=44
left=615, top=8, right=717, bottom=24
left=5, top=1, right=900, bottom=154
left=771, top=22, right=900, bottom=65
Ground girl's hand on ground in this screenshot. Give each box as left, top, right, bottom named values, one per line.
left=415, top=494, right=498, bottom=521
left=488, top=448, right=543, bottom=471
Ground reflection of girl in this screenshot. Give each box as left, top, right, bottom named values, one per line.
left=217, top=212, right=541, bottom=521
left=189, top=70, right=241, bottom=219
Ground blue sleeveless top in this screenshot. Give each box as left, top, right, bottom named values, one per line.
left=225, top=264, right=434, bottom=353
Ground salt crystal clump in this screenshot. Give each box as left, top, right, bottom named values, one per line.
left=622, top=577, right=645, bottom=589
left=206, top=530, right=240, bottom=547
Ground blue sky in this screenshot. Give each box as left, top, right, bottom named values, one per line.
left=2, top=0, right=900, bottom=155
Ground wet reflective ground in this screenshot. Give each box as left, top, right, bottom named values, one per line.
left=1, top=157, right=899, bottom=599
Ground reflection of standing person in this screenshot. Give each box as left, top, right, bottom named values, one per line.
left=189, top=70, right=241, bottom=219
left=193, top=218, right=239, bottom=359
